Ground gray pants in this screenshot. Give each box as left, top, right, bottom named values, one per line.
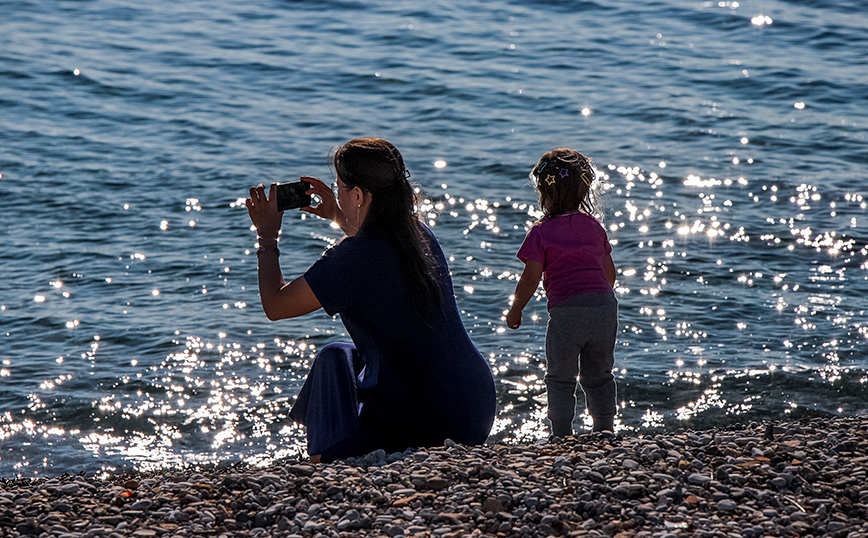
left=545, top=292, right=618, bottom=436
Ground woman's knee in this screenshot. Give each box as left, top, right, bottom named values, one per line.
left=313, top=342, right=356, bottom=370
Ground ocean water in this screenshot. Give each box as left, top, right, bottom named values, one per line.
left=1, top=0, right=866, bottom=478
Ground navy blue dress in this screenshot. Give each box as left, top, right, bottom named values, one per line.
left=288, top=225, right=496, bottom=462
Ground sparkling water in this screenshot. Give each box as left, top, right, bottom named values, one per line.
left=1, top=0, right=866, bottom=477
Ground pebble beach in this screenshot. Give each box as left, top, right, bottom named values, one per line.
left=3, top=417, right=868, bottom=538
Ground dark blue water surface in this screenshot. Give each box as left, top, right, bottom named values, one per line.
left=1, top=0, right=866, bottom=477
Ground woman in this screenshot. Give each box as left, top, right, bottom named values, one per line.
left=246, top=138, right=496, bottom=463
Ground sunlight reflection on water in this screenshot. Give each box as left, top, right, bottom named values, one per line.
left=2, top=156, right=866, bottom=475
left=3, top=0, right=868, bottom=478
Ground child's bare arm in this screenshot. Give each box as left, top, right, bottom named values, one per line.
left=506, top=260, right=543, bottom=329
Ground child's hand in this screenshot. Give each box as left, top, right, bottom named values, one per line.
left=506, top=308, right=522, bottom=330
left=507, top=261, right=541, bottom=330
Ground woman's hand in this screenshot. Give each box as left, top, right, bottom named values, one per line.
left=246, top=183, right=283, bottom=241
left=300, top=176, right=346, bottom=228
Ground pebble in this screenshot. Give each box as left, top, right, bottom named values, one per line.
left=717, top=499, right=738, bottom=511
left=2, top=416, right=868, bottom=538
left=688, top=473, right=711, bottom=486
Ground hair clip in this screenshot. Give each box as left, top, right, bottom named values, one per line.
left=536, top=161, right=548, bottom=175
left=544, top=174, right=556, bottom=186
left=559, top=168, right=569, bottom=179
left=402, top=169, right=411, bottom=180
left=581, top=172, right=593, bottom=186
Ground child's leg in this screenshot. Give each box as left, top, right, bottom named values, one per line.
left=578, top=298, right=619, bottom=432
left=545, top=308, right=583, bottom=437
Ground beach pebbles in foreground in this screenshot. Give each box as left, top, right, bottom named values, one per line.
left=2, top=416, right=867, bottom=537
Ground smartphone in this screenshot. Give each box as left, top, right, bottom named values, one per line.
left=276, top=180, right=312, bottom=211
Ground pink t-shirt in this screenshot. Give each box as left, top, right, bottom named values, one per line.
left=516, top=211, right=613, bottom=308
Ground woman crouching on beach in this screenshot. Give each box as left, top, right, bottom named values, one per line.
left=246, top=138, right=496, bottom=463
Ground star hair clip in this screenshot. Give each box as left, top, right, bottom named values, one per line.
left=544, top=174, right=557, bottom=185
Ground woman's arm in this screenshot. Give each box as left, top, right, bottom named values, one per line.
left=506, top=260, right=543, bottom=329
left=257, top=268, right=321, bottom=321
left=247, top=182, right=322, bottom=321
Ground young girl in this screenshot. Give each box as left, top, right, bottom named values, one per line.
left=506, top=148, right=618, bottom=436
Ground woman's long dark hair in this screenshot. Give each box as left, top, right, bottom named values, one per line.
left=333, top=138, right=442, bottom=317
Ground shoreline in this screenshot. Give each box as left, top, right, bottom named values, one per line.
left=2, top=416, right=867, bottom=537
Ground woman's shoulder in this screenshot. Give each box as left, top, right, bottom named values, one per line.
left=320, top=232, right=391, bottom=263
left=419, top=220, right=440, bottom=239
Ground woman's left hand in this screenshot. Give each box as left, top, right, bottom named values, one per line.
left=301, top=176, right=347, bottom=229
left=301, top=176, right=343, bottom=222
left=246, top=183, right=283, bottom=240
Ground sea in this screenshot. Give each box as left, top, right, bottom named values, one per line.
left=1, top=0, right=866, bottom=478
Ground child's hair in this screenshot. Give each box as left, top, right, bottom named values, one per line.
left=530, top=148, right=598, bottom=218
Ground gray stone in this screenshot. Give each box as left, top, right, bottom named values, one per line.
left=343, top=509, right=360, bottom=521
left=385, top=524, right=405, bottom=537
left=483, top=498, right=504, bottom=513
left=302, top=520, right=322, bottom=532
left=287, top=464, right=315, bottom=477
left=128, top=500, right=152, bottom=511
left=587, top=471, right=606, bottom=483
left=61, top=484, right=80, bottom=495
left=717, top=499, right=737, bottom=511
left=688, top=473, right=712, bottom=486
left=363, top=449, right=387, bottom=466
left=256, top=473, right=281, bottom=486
left=426, top=477, right=449, bottom=491
left=770, top=477, right=788, bottom=488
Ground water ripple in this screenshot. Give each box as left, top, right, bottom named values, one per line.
left=1, top=0, right=866, bottom=476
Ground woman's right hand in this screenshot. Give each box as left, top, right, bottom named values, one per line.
left=301, top=176, right=346, bottom=227
left=246, top=183, right=283, bottom=241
